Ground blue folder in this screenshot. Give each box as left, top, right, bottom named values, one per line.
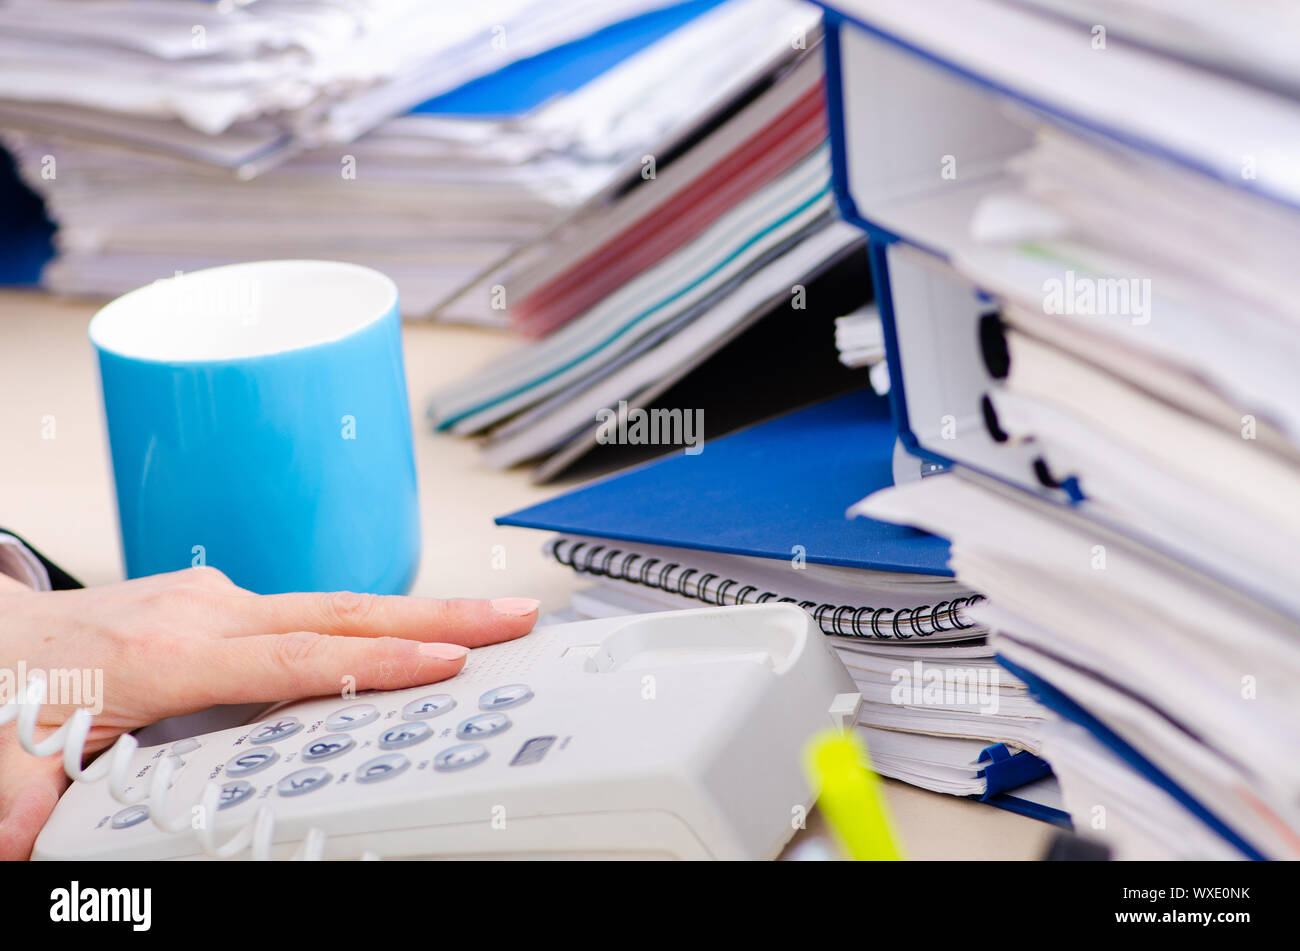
left=416, top=0, right=728, bottom=117
left=817, top=1, right=1267, bottom=855
left=497, top=390, right=954, bottom=576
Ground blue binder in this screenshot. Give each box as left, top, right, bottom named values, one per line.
left=817, top=7, right=990, bottom=476
left=979, top=742, right=1069, bottom=827
left=815, top=0, right=1269, bottom=857
left=498, top=390, right=954, bottom=576
left=998, top=656, right=1262, bottom=859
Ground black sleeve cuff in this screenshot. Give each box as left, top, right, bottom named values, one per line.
left=0, top=529, right=83, bottom=590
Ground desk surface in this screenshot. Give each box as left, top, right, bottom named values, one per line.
left=0, top=289, right=1053, bottom=860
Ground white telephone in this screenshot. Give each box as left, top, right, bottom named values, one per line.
left=28, top=604, right=861, bottom=860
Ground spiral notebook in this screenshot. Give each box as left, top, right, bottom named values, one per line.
left=546, top=535, right=982, bottom=640
left=498, top=391, right=984, bottom=640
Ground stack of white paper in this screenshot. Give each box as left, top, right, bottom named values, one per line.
left=857, top=473, right=1300, bottom=859
left=2, top=0, right=810, bottom=321
left=427, top=13, right=864, bottom=475
left=1010, top=0, right=1300, bottom=96
left=0, top=0, right=677, bottom=172
left=825, top=0, right=1300, bottom=860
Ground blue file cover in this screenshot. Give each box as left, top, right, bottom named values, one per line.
left=816, top=4, right=1270, bottom=854
left=415, top=0, right=727, bottom=117
left=977, top=743, right=1070, bottom=827
left=997, top=655, right=1262, bottom=859
left=497, top=390, right=955, bottom=576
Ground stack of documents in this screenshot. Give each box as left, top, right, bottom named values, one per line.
left=824, top=0, right=1300, bottom=859
left=0, top=0, right=679, bottom=172
left=429, top=11, right=887, bottom=472
left=1009, top=0, right=1300, bottom=95
left=1, top=0, right=807, bottom=320
left=507, top=393, right=1067, bottom=822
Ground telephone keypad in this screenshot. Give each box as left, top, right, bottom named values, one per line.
left=112, top=683, right=536, bottom=830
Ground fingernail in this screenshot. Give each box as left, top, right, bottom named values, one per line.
left=418, top=642, right=469, bottom=660
left=491, top=597, right=540, bottom=617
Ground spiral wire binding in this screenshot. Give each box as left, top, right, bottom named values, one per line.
left=550, top=537, right=983, bottom=639
left=0, top=675, right=361, bottom=860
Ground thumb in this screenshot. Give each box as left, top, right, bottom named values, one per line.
left=192, top=632, right=471, bottom=707
left=0, top=741, right=67, bottom=860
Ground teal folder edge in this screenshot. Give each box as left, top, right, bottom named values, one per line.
left=496, top=390, right=956, bottom=577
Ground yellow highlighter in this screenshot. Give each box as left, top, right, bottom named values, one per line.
left=804, top=729, right=904, bottom=861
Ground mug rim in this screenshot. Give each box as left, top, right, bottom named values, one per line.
left=88, top=259, right=399, bottom=365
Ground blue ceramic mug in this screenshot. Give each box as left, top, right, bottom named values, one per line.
left=89, top=260, right=420, bottom=594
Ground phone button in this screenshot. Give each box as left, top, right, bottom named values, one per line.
left=401, top=694, right=456, bottom=720
left=378, top=722, right=433, bottom=750
left=277, top=767, right=332, bottom=798
left=355, top=753, right=410, bottom=784
left=325, top=704, right=380, bottom=732
left=457, top=713, right=511, bottom=740
left=302, top=733, right=356, bottom=763
left=111, top=805, right=150, bottom=830
left=225, top=748, right=278, bottom=777
left=250, top=717, right=304, bottom=744
left=218, top=781, right=255, bottom=810
left=478, top=684, right=533, bottom=711
left=434, top=743, right=488, bottom=773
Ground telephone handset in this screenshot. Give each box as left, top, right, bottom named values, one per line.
left=22, top=604, right=860, bottom=860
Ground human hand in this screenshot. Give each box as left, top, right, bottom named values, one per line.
left=0, top=566, right=539, bottom=858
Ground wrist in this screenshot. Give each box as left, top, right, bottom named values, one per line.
left=0, top=573, right=33, bottom=593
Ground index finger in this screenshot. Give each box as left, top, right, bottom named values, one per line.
left=217, top=591, right=540, bottom=648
